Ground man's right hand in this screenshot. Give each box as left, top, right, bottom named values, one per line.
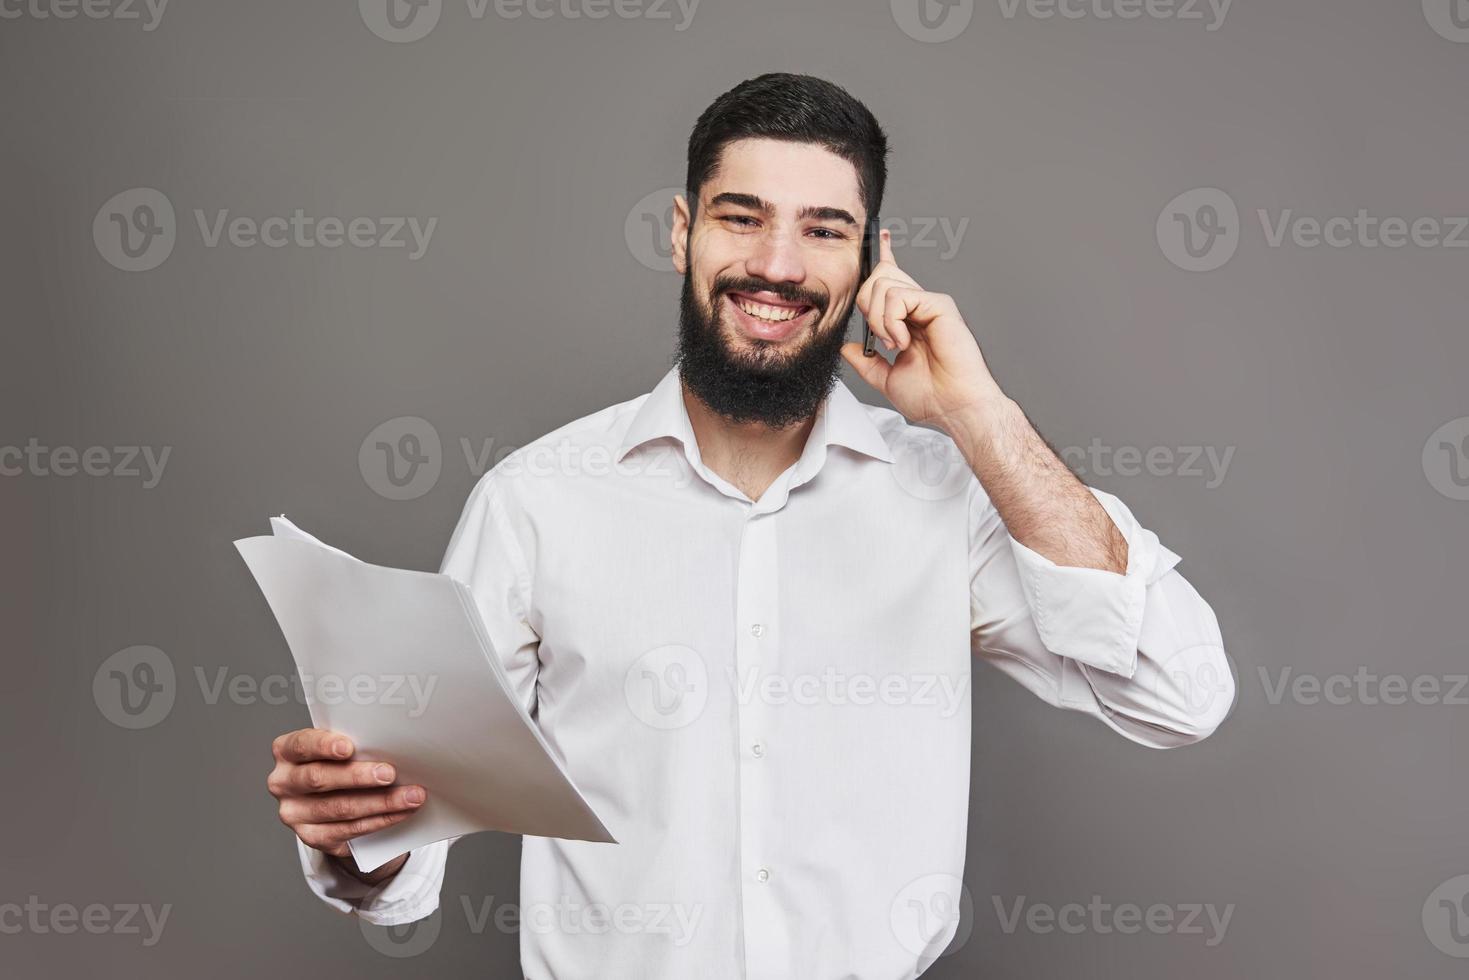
left=267, top=727, right=426, bottom=883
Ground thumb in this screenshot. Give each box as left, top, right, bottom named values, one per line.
left=841, top=342, right=890, bottom=393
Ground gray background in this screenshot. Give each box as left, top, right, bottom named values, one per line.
left=3, top=0, right=1467, bottom=976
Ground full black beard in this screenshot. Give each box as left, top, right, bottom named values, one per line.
left=674, top=269, right=855, bottom=429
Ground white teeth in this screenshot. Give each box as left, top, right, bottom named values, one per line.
left=733, top=297, right=804, bottom=323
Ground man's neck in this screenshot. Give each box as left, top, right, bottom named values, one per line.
left=681, top=382, right=817, bottom=502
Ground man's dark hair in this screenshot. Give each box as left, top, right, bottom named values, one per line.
left=685, top=73, right=890, bottom=225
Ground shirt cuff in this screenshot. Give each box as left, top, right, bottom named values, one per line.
left=297, top=837, right=450, bottom=926
left=1006, top=487, right=1181, bottom=678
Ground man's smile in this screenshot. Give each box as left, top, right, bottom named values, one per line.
left=724, top=290, right=819, bottom=342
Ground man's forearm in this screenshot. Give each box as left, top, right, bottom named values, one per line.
left=940, top=395, right=1128, bottom=574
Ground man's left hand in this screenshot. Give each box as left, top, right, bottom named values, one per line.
left=840, top=228, right=1006, bottom=433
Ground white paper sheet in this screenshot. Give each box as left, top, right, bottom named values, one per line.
left=235, top=517, right=616, bottom=872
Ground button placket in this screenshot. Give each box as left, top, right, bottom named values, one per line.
left=734, top=510, right=788, bottom=977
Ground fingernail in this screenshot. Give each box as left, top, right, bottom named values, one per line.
left=374, top=764, right=394, bottom=783
left=406, top=787, right=425, bottom=805
left=333, top=739, right=352, bottom=758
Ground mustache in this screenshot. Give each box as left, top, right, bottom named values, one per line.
left=712, top=276, right=828, bottom=313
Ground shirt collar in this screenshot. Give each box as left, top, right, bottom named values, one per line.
left=614, top=365, right=894, bottom=467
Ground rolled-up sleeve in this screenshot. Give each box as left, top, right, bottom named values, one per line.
left=969, top=482, right=1234, bottom=748
left=297, top=838, right=453, bottom=925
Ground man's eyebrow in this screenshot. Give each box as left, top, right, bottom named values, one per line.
left=797, top=205, right=859, bottom=227
left=707, top=192, right=859, bottom=228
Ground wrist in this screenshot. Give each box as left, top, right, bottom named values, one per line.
left=937, top=394, right=1022, bottom=466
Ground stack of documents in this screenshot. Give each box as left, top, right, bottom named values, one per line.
left=236, top=517, right=616, bottom=872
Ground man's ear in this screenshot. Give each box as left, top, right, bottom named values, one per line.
left=670, top=193, right=691, bottom=275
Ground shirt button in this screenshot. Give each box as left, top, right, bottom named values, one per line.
left=750, top=623, right=765, bottom=637
left=755, top=868, right=770, bottom=883
left=751, top=741, right=764, bottom=758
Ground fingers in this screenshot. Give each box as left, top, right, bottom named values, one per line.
left=883, top=287, right=916, bottom=351
left=859, top=229, right=923, bottom=352
left=841, top=342, right=892, bottom=393
left=273, top=727, right=353, bottom=765
left=269, top=759, right=401, bottom=797
left=866, top=278, right=914, bottom=352
left=279, top=784, right=426, bottom=827
left=296, top=810, right=419, bottom=853
left=267, top=728, right=428, bottom=859
left=869, top=284, right=956, bottom=354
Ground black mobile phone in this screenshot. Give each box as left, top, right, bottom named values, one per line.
left=860, top=216, right=882, bottom=356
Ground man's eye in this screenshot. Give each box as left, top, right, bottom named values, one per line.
left=809, top=228, right=844, bottom=240
left=723, top=215, right=759, bottom=228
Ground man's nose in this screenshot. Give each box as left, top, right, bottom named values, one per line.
left=743, top=232, right=806, bottom=286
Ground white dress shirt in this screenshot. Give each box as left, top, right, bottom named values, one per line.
left=298, top=365, right=1233, bottom=979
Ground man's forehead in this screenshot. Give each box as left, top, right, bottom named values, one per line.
left=704, top=137, right=862, bottom=215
